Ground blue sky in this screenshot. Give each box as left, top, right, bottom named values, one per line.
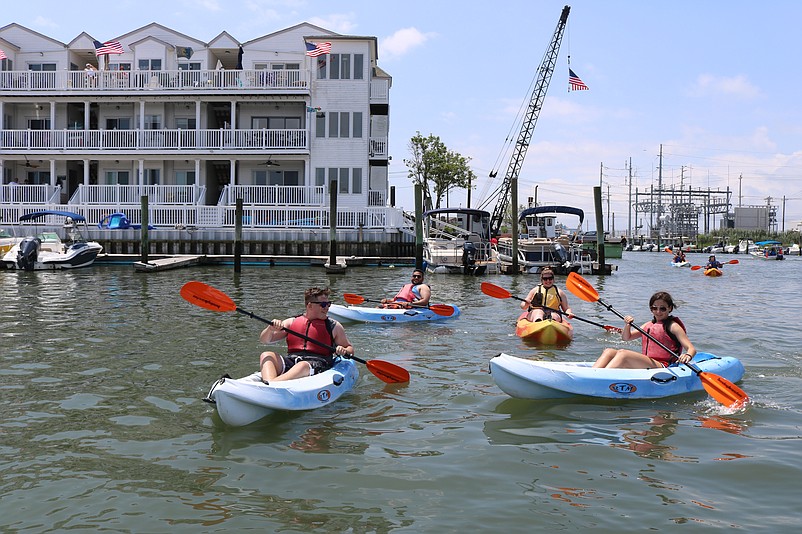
left=8, top=0, right=802, bottom=233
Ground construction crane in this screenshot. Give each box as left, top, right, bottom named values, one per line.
left=483, top=5, right=570, bottom=237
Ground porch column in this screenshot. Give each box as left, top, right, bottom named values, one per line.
left=230, top=101, right=236, bottom=129
left=230, top=159, right=236, bottom=186
left=84, top=102, right=90, bottom=131
left=83, top=159, right=90, bottom=185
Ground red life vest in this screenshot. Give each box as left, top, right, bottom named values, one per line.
left=286, top=315, right=335, bottom=356
left=393, top=283, right=422, bottom=302
left=642, top=316, right=686, bottom=363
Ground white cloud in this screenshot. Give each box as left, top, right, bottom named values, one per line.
left=689, top=74, right=761, bottom=99
left=381, top=27, right=435, bottom=60
left=308, top=14, right=358, bottom=34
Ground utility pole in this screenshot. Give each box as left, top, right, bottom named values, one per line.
left=627, top=157, right=632, bottom=241
left=657, top=144, right=663, bottom=248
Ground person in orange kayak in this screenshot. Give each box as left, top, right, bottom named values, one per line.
left=258, top=286, right=354, bottom=384
left=705, top=255, right=723, bottom=269
left=380, top=269, right=431, bottom=308
left=593, top=291, right=696, bottom=369
left=521, top=267, right=573, bottom=322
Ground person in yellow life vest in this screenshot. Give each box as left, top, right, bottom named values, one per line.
left=258, top=287, right=353, bottom=384
left=380, top=269, right=431, bottom=309
left=521, top=267, right=573, bottom=323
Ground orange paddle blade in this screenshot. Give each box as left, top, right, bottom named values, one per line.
left=367, top=360, right=410, bottom=383
left=343, top=293, right=366, bottom=305
left=698, top=372, right=749, bottom=409
left=428, top=304, right=456, bottom=316
left=691, top=265, right=703, bottom=271
left=728, top=259, right=740, bottom=265
left=181, top=281, right=237, bottom=312
left=566, top=272, right=600, bottom=303
left=481, top=282, right=513, bottom=299
left=603, top=325, right=624, bottom=333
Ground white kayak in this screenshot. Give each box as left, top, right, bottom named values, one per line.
left=328, top=303, right=460, bottom=323
left=670, top=261, right=690, bottom=268
left=204, top=358, right=359, bottom=426
left=488, top=352, right=745, bottom=400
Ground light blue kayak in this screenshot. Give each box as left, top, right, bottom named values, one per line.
left=489, top=352, right=745, bottom=400
left=204, top=358, right=359, bottom=426
left=328, top=303, right=460, bottom=323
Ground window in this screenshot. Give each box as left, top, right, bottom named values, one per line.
left=175, top=170, right=195, bottom=185
left=254, top=170, right=299, bottom=186
left=354, top=54, right=364, bottom=80
left=316, top=54, right=364, bottom=80
left=103, top=170, right=130, bottom=185
left=352, top=168, right=362, bottom=194
left=315, top=168, right=326, bottom=187
left=138, top=59, right=162, bottom=71
left=178, top=62, right=201, bottom=71
left=330, top=54, right=340, bottom=80
left=28, top=63, right=57, bottom=72
left=315, top=113, right=326, bottom=137
left=139, top=115, right=161, bottom=130
left=319, top=112, right=358, bottom=138
left=106, top=118, right=131, bottom=130
left=145, top=169, right=160, bottom=185
left=353, top=112, right=363, bottom=138
left=28, top=119, right=50, bottom=130
left=175, top=117, right=196, bottom=129
left=108, top=63, right=132, bottom=71
left=339, top=112, right=350, bottom=138
left=328, top=112, right=339, bottom=138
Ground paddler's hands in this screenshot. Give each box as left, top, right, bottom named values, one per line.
left=677, top=353, right=693, bottom=364
left=334, top=345, right=353, bottom=357
left=623, top=315, right=634, bottom=325
left=271, top=319, right=283, bottom=330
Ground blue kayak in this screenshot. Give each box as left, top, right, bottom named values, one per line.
left=489, top=352, right=745, bottom=400
left=328, top=303, right=460, bottom=323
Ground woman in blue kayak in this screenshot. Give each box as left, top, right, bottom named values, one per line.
left=258, top=287, right=354, bottom=383
left=593, top=291, right=696, bottom=369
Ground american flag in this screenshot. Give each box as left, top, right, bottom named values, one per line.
left=94, top=40, right=124, bottom=56
left=0, top=49, right=7, bottom=60
left=305, top=41, right=332, bottom=57
left=568, top=69, right=589, bottom=91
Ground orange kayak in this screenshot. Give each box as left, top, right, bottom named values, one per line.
left=704, top=268, right=723, bottom=277
left=515, top=312, right=573, bottom=345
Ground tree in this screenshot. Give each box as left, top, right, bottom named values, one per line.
left=404, top=132, right=477, bottom=210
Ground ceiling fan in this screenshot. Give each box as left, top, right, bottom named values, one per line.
left=23, top=156, right=40, bottom=169
left=258, top=158, right=280, bottom=167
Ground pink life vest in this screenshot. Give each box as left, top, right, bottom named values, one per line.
left=393, top=283, right=422, bottom=303
left=285, top=315, right=335, bottom=356
left=642, top=317, right=686, bottom=363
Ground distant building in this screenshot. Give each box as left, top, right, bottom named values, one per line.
left=0, top=22, right=408, bottom=240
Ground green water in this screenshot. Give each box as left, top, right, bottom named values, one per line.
left=1, top=253, right=801, bottom=532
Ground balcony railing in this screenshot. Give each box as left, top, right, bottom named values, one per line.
left=220, top=184, right=325, bottom=206
left=0, top=69, right=310, bottom=92
left=0, top=128, right=308, bottom=152
left=69, top=184, right=205, bottom=205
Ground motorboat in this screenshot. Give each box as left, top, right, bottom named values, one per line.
left=422, top=208, right=497, bottom=275
left=1, top=210, right=103, bottom=271
left=494, top=205, right=589, bottom=274
left=751, top=240, right=784, bottom=260
left=0, top=228, right=20, bottom=255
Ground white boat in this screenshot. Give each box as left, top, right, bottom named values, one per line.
left=494, top=205, right=589, bottom=274
left=327, top=303, right=460, bottom=323
left=750, top=240, right=784, bottom=260
left=488, top=352, right=745, bottom=400
left=0, top=228, right=20, bottom=255
left=422, top=208, right=497, bottom=275
left=1, top=210, right=103, bottom=271
left=725, top=239, right=758, bottom=254
left=204, top=358, right=359, bottom=426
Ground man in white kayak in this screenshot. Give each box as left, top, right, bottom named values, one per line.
left=258, top=287, right=354, bottom=384
left=379, top=269, right=431, bottom=309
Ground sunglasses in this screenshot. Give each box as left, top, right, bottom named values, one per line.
left=541, top=276, right=554, bottom=281
left=311, top=301, right=332, bottom=308
left=650, top=306, right=669, bottom=312
left=412, top=274, right=423, bottom=278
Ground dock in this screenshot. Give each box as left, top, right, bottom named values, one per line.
left=133, top=255, right=206, bottom=272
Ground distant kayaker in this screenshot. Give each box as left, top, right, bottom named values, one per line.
left=673, top=250, right=686, bottom=263
left=706, top=255, right=723, bottom=269
left=521, top=267, right=573, bottom=323
left=593, top=291, right=696, bottom=369
left=258, top=286, right=354, bottom=384
left=380, top=269, right=431, bottom=308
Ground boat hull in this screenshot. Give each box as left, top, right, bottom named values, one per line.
left=515, top=314, right=573, bottom=345
left=328, top=303, right=460, bottom=323
left=205, top=358, right=359, bottom=426
left=488, top=352, right=745, bottom=400
left=2, top=241, right=103, bottom=270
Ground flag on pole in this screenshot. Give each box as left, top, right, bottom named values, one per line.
left=0, top=49, right=7, bottom=60
left=568, top=69, right=589, bottom=91
left=305, top=41, right=332, bottom=57
left=94, top=40, right=124, bottom=56
left=176, top=46, right=194, bottom=59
